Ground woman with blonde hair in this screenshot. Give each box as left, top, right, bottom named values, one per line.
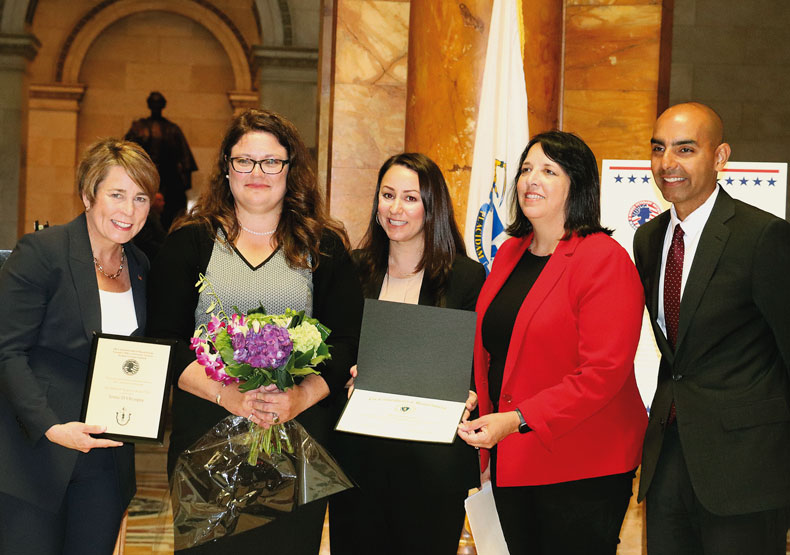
left=0, top=138, right=157, bottom=554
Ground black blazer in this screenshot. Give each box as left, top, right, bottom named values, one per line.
left=634, top=189, right=790, bottom=515
left=0, top=214, right=147, bottom=511
left=333, top=252, right=486, bottom=492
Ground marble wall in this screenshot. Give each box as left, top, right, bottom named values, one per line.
left=327, top=0, right=410, bottom=247
left=562, top=0, right=665, bottom=165
left=669, top=0, right=790, bottom=217
left=405, top=0, right=563, bottom=236
left=404, top=1, right=491, bottom=233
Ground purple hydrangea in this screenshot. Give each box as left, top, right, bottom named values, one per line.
left=233, top=323, right=293, bottom=369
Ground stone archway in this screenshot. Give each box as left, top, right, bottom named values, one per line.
left=55, top=0, right=254, bottom=92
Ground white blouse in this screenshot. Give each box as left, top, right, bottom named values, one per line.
left=98, top=288, right=138, bottom=335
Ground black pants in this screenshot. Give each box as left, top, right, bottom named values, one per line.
left=646, top=422, right=789, bottom=555
left=329, top=482, right=467, bottom=555
left=0, top=449, right=124, bottom=555
left=491, top=450, right=635, bottom=555
left=177, top=498, right=326, bottom=554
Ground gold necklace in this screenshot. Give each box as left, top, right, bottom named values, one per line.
left=94, top=247, right=125, bottom=279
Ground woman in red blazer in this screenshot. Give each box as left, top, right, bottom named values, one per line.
left=458, top=131, right=647, bottom=554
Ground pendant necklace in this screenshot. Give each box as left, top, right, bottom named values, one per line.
left=94, top=247, right=125, bottom=279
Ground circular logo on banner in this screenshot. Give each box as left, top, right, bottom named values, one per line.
left=122, top=359, right=140, bottom=376
left=627, top=201, right=661, bottom=230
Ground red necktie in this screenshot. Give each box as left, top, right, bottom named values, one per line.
left=664, top=224, right=684, bottom=350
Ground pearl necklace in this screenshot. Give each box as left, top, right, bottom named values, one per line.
left=94, top=247, right=125, bottom=279
left=240, top=224, right=276, bottom=236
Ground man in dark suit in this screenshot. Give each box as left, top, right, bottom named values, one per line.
left=634, top=102, right=790, bottom=554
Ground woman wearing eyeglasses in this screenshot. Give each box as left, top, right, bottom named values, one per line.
left=146, top=109, right=363, bottom=554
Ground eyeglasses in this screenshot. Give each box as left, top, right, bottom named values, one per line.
left=228, top=157, right=290, bottom=175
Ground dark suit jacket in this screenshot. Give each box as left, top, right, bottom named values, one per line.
left=0, top=214, right=147, bottom=511
left=635, top=189, right=790, bottom=515
left=333, top=253, right=485, bottom=492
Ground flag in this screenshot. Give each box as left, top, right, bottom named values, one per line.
left=464, top=0, right=529, bottom=273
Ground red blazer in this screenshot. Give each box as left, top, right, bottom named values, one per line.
left=475, top=232, right=647, bottom=487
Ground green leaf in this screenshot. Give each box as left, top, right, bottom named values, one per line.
left=316, top=323, right=331, bottom=341
left=275, top=366, right=294, bottom=390
left=214, top=331, right=233, bottom=355
left=293, top=350, right=314, bottom=368
left=248, top=303, right=267, bottom=316
left=288, top=311, right=305, bottom=328
left=316, top=342, right=330, bottom=358
left=290, top=367, right=319, bottom=377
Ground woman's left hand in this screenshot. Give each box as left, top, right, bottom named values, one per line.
left=252, top=374, right=329, bottom=428
left=457, top=411, right=520, bottom=449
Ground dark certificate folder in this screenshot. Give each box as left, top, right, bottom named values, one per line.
left=335, top=299, right=477, bottom=443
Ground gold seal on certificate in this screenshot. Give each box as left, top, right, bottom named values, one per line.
left=80, top=333, right=175, bottom=444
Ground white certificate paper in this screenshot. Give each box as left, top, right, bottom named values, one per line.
left=465, top=482, right=510, bottom=555
left=336, top=389, right=466, bottom=443
left=81, top=334, right=174, bottom=444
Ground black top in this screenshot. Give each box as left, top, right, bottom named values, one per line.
left=333, top=252, right=486, bottom=492
left=482, top=248, right=550, bottom=408
left=146, top=224, right=363, bottom=474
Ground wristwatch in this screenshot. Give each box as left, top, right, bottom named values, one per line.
left=514, top=408, right=531, bottom=434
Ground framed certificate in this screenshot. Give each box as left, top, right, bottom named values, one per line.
left=335, top=299, right=477, bottom=443
left=80, top=333, right=175, bottom=444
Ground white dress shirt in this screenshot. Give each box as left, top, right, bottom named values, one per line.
left=657, top=186, right=720, bottom=339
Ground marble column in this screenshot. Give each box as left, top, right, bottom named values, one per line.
left=404, top=1, right=563, bottom=235
left=562, top=0, right=667, bottom=165
left=253, top=46, right=318, bottom=149
left=25, top=83, right=85, bottom=232
left=0, top=33, right=39, bottom=247
left=404, top=1, right=492, bottom=233
left=328, top=0, right=410, bottom=246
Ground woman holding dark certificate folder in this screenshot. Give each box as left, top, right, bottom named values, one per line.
left=330, top=153, right=485, bottom=555
left=0, top=139, right=157, bottom=554
left=457, top=131, right=647, bottom=554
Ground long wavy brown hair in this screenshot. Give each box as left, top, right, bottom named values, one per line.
left=173, top=109, right=347, bottom=270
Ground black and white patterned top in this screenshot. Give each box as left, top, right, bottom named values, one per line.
left=195, top=229, right=313, bottom=327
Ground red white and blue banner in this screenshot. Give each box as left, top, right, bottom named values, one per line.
left=464, top=0, right=528, bottom=273
left=601, top=159, right=788, bottom=407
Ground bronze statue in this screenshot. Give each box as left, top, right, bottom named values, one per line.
left=125, top=92, right=198, bottom=229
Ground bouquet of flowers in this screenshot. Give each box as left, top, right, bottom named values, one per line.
left=190, top=273, right=331, bottom=465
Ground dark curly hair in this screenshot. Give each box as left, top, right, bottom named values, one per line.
left=173, top=109, right=347, bottom=269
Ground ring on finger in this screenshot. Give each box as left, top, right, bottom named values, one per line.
left=272, top=412, right=280, bottom=424
left=248, top=412, right=254, bottom=421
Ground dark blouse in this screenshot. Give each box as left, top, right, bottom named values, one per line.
left=482, top=248, right=550, bottom=409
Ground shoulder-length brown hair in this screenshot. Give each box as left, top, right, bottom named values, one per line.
left=173, top=109, right=347, bottom=270
left=356, top=153, right=465, bottom=301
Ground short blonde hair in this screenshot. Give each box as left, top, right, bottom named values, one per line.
left=78, top=138, right=159, bottom=205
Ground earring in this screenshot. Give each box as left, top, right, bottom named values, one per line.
left=226, top=174, right=230, bottom=179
